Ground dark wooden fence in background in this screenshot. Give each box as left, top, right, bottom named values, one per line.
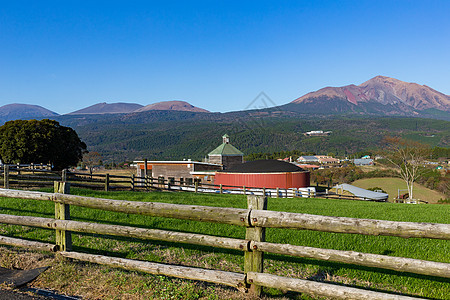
left=0, top=183, right=448, bottom=299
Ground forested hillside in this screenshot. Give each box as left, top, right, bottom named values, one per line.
left=55, top=111, right=450, bottom=163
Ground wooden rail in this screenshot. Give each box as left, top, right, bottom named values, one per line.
left=0, top=185, right=447, bottom=299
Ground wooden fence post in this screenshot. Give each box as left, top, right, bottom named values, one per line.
left=62, top=169, right=67, bottom=182
left=144, top=159, right=148, bottom=176
left=276, top=188, right=279, bottom=198
left=105, top=173, right=110, bottom=192
left=3, top=165, right=9, bottom=189
left=243, top=186, right=246, bottom=195
left=195, top=181, right=198, bottom=193
left=220, top=184, right=223, bottom=194
left=131, top=174, right=135, bottom=191
left=54, top=181, right=72, bottom=251
left=245, top=195, right=267, bottom=297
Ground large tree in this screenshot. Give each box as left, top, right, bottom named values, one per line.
left=0, top=119, right=87, bottom=170
left=383, top=137, right=431, bottom=201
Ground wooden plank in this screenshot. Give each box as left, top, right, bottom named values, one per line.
left=60, top=251, right=246, bottom=289
left=0, top=235, right=58, bottom=252
left=250, top=210, right=450, bottom=240
left=251, top=241, right=450, bottom=278
left=244, top=195, right=267, bottom=297
left=0, top=188, right=250, bottom=226
left=246, top=272, right=424, bottom=300
left=0, top=214, right=249, bottom=251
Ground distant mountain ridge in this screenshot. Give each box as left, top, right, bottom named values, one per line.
left=135, top=100, right=210, bottom=113
left=68, top=102, right=143, bottom=115
left=288, top=76, right=450, bottom=116
left=1, top=76, right=449, bottom=124
left=0, top=103, right=59, bottom=123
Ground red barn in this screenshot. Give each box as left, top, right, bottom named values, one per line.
left=215, top=160, right=310, bottom=189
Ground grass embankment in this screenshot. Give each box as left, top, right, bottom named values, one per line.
left=0, top=188, right=449, bottom=299
left=352, top=177, right=446, bottom=203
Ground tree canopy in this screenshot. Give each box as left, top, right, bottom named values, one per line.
left=0, top=119, right=87, bottom=170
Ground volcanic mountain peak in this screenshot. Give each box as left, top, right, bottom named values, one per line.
left=68, top=102, right=144, bottom=115
left=292, top=76, right=450, bottom=112
left=135, top=100, right=209, bottom=113
left=0, top=103, right=59, bottom=123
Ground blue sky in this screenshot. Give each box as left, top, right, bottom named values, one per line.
left=1, top=1, right=449, bottom=114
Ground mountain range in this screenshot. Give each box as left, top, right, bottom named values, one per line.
left=283, top=76, right=450, bottom=117
left=0, top=76, right=449, bottom=124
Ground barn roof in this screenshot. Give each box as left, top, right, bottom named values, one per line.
left=220, top=159, right=306, bottom=173
left=334, top=184, right=388, bottom=201
left=208, top=142, right=243, bottom=156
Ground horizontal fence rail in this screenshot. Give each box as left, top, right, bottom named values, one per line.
left=246, top=272, right=423, bottom=300
left=60, top=251, right=247, bottom=289
left=0, top=235, right=58, bottom=252
left=250, top=210, right=450, bottom=240
left=250, top=241, right=450, bottom=278
left=0, top=214, right=248, bottom=252
left=0, top=185, right=448, bottom=299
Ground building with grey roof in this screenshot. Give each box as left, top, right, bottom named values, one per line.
left=208, top=134, right=244, bottom=170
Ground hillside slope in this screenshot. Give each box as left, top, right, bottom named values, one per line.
left=135, top=100, right=209, bottom=113
left=0, top=103, right=59, bottom=124
left=68, top=102, right=144, bottom=115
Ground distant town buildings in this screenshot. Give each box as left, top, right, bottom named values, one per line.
left=297, top=155, right=340, bottom=164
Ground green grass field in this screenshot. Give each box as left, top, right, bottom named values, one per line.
left=0, top=188, right=449, bottom=299
left=352, top=177, right=447, bottom=203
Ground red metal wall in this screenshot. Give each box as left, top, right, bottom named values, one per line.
left=214, top=172, right=310, bottom=189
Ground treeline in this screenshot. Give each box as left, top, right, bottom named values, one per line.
left=56, top=113, right=449, bottom=163
left=245, top=150, right=315, bottom=161
left=432, top=147, right=450, bottom=159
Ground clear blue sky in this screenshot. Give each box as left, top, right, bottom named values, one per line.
left=1, top=0, right=449, bottom=114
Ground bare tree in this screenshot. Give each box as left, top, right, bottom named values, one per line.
left=82, top=151, right=102, bottom=174
left=383, top=137, right=430, bottom=201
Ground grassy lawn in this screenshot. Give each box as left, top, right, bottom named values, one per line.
left=351, top=177, right=446, bottom=203
left=0, top=188, right=449, bottom=299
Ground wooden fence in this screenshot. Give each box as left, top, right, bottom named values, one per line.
left=0, top=165, right=382, bottom=201
left=0, top=183, right=448, bottom=299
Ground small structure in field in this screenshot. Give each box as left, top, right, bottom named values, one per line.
left=353, top=158, right=374, bottom=166
left=304, top=130, right=332, bottom=137
left=333, top=183, right=388, bottom=201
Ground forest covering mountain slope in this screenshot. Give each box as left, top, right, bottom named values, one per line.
left=55, top=111, right=450, bottom=163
